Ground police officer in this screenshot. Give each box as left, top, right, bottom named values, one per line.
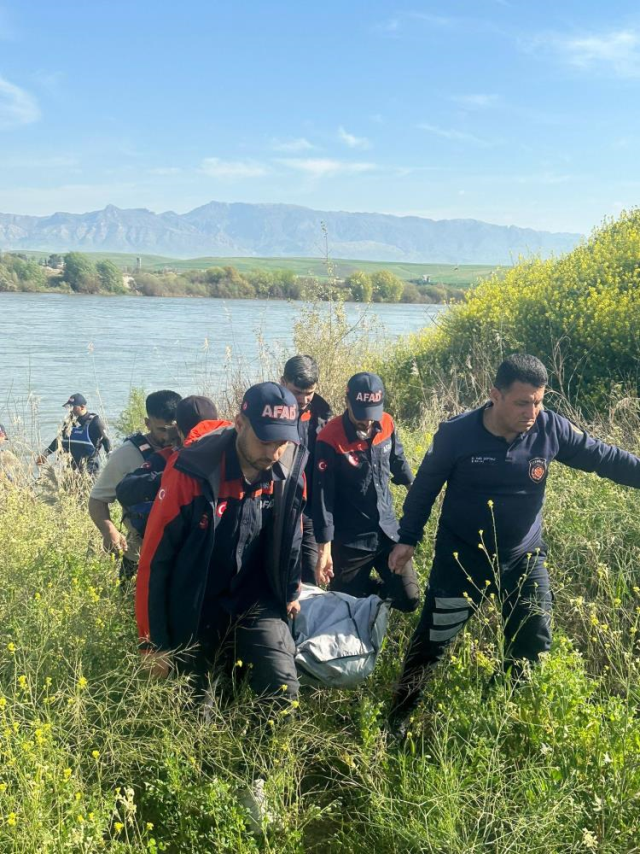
left=313, top=372, right=420, bottom=612
left=281, top=355, right=332, bottom=583
left=388, top=354, right=640, bottom=737
left=136, top=382, right=306, bottom=703
left=37, top=393, right=111, bottom=475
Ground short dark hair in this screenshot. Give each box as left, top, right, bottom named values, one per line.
left=145, top=390, right=182, bottom=421
left=283, top=355, right=319, bottom=389
left=494, top=354, right=548, bottom=392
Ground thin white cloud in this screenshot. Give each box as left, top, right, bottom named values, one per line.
left=537, top=29, right=640, bottom=77
left=417, top=123, right=494, bottom=146
left=452, top=93, right=500, bottom=109
left=148, top=166, right=183, bottom=176
left=372, top=18, right=400, bottom=36
left=271, top=137, right=315, bottom=152
left=338, top=126, right=371, bottom=149
left=278, top=158, right=376, bottom=178
left=3, top=154, right=77, bottom=168
left=0, top=76, right=40, bottom=129
left=200, top=157, right=269, bottom=179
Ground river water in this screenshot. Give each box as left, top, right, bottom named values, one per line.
left=0, top=293, right=445, bottom=444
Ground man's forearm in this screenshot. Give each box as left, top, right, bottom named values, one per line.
left=88, top=496, right=116, bottom=535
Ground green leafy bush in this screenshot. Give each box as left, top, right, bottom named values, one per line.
left=380, top=210, right=640, bottom=419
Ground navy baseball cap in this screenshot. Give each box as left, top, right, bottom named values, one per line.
left=347, top=372, right=385, bottom=420
left=241, top=382, right=300, bottom=443
left=0, top=423, right=7, bottom=439
left=63, top=393, right=87, bottom=407
left=176, top=395, right=218, bottom=437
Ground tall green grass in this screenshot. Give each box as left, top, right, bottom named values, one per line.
left=1, top=400, right=640, bottom=851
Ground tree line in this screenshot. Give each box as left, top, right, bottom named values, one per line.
left=0, top=251, right=465, bottom=304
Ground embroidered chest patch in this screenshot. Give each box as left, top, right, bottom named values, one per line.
left=529, top=457, right=548, bottom=483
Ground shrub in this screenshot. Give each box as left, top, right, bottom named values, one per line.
left=380, top=209, right=640, bottom=420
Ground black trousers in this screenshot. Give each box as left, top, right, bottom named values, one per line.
left=391, top=541, right=553, bottom=719
left=300, top=513, right=319, bottom=585
left=330, top=535, right=420, bottom=613
left=190, top=601, right=300, bottom=702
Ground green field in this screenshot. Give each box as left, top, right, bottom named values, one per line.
left=17, top=250, right=498, bottom=288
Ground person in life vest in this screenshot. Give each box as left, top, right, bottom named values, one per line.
left=136, top=382, right=307, bottom=705
left=387, top=354, right=640, bottom=740
left=89, top=389, right=181, bottom=580
left=116, top=395, right=227, bottom=538
left=313, top=372, right=420, bottom=612
left=36, top=393, right=111, bottom=476
left=280, top=355, right=332, bottom=583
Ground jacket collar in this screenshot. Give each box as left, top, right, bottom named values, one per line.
left=341, top=410, right=381, bottom=443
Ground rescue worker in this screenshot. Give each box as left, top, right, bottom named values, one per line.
left=116, top=395, right=224, bottom=537
left=89, top=389, right=181, bottom=580
left=387, top=353, right=640, bottom=738
left=281, top=355, right=332, bottom=583
left=313, top=372, right=420, bottom=612
left=135, top=382, right=306, bottom=704
left=37, top=393, right=111, bottom=475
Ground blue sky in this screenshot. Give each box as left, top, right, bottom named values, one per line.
left=1, top=0, right=639, bottom=234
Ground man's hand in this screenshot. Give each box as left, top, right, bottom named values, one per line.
left=286, top=600, right=301, bottom=618
left=35, top=454, right=48, bottom=466
left=101, top=524, right=127, bottom=555
left=389, top=544, right=415, bottom=574
left=315, top=543, right=334, bottom=586
left=141, top=651, right=171, bottom=679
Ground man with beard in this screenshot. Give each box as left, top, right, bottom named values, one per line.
left=136, top=382, right=307, bottom=704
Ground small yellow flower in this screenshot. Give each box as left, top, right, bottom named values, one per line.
left=235, top=659, right=243, bottom=668
left=6, top=643, right=15, bottom=654
left=453, top=551, right=459, bottom=559
left=75, top=792, right=82, bottom=801
left=77, top=677, right=88, bottom=690
left=114, top=821, right=124, bottom=833
left=17, top=675, right=27, bottom=690
left=76, top=814, right=84, bottom=823
left=63, top=768, right=72, bottom=780
left=0, top=698, right=6, bottom=710
left=0, top=783, right=7, bottom=793
left=280, top=684, right=288, bottom=692
left=7, top=811, right=17, bottom=826
left=487, top=500, right=494, bottom=508
left=146, top=822, right=154, bottom=831
left=91, top=750, right=100, bottom=759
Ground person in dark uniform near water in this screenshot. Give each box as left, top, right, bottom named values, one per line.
left=36, top=393, right=111, bottom=476
left=280, top=355, right=332, bottom=584
left=313, top=371, right=420, bottom=612
left=387, top=354, right=640, bottom=738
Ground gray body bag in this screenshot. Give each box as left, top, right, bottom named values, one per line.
left=293, top=584, right=390, bottom=688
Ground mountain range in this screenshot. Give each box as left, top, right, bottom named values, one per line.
left=0, top=201, right=582, bottom=264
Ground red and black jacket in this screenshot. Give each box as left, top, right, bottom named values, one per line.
left=297, top=392, right=332, bottom=507
left=312, top=411, right=413, bottom=549
left=135, top=425, right=307, bottom=653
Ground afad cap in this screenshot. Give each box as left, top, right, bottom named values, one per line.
left=241, top=382, right=300, bottom=444
left=63, top=393, right=87, bottom=407
left=347, top=372, right=385, bottom=420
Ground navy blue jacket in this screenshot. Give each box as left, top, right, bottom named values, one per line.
left=313, top=411, right=413, bottom=549
left=399, top=404, right=640, bottom=559
left=297, top=392, right=332, bottom=508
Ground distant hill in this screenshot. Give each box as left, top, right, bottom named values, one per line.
left=0, top=201, right=582, bottom=264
